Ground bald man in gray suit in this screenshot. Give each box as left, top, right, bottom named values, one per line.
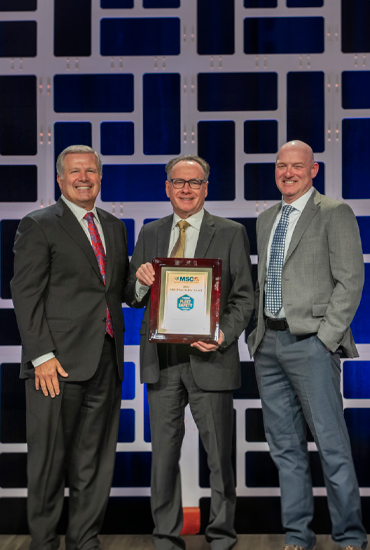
left=248, top=141, right=367, bottom=550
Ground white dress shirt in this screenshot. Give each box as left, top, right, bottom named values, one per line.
left=32, top=195, right=106, bottom=367
left=135, top=209, right=205, bottom=301
left=264, top=187, right=314, bottom=319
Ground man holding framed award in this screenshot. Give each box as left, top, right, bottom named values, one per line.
left=126, top=155, right=254, bottom=550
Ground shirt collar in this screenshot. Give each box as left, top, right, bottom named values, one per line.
left=172, top=208, right=204, bottom=232
left=282, top=186, right=314, bottom=213
left=61, top=195, right=100, bottom=225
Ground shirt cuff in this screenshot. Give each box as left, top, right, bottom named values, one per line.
left=32, top=352, right=55, bottom=368
left=219, top=330, right=227, bottom=349
left=135, top=280, right=150, bottom=302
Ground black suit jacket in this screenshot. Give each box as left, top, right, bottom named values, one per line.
left=11, top=198, right=129, bottom=381
left=125, top=210, right=254, bottom=391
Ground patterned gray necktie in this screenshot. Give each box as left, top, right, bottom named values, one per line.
left=265, top=204, right=294, bottom=315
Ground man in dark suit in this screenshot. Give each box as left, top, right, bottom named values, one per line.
left=10, top=145, right=129, bottom=550
left=125, top=155, right=254, bottom=550
left=248, top=140, right=367, bottom=550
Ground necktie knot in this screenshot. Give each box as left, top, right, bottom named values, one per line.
left=170, top=220, right=191, bottom=258
left=177, top=220, right=190, bottom=232
left=84, top=212, right=94, bottom=223
left=282, top=204, right=294, bottom=217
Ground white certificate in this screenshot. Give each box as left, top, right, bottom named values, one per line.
left=159, top=270, right=210, bottom=335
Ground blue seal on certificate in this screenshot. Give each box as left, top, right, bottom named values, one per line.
left=177, top=294, right=194, bottom=311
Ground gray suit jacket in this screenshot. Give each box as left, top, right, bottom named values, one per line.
left=125, top=210, right=254, bottom=391
left=248, top=188, right=364, bottom=359
left=11, top=198, right=129, bottom=381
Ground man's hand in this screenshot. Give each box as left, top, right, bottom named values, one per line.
left=190, top=331, right=225, bottom=353
left=35, top=358, right=68, bottom=398
left=136, top=262, right=155, bottom=287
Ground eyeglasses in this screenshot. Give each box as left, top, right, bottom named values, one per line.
left=169, top=178, right=206, bottom=189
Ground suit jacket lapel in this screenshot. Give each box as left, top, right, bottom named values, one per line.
left=285, top=188, right=321, bottom=263
left=157, top=215, right=173, bottom=257
left=55, top=198, right=103, bottom=283
left=194, top=210, right=215, bottom=258
left=97, top=208, right=115, bottom=289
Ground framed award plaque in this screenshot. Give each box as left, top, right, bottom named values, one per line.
left=148, top=258, right=222, bottom=344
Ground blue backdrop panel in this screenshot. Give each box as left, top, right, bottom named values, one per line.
left=0, top=310, right=20, bottom=346
left=144, top=0, right=180, bottom=6
left=54, top=0, right=91, bottom=57
left=198, top=72, right=278, bottom=112
left=0, top=454, right=27, bottom=488
left=101, top=164, right=167, bottom=201
left=0, top=167, right=37, bottom=203
left=342, top=72, right=370, bottom=109
left=342, top=119, right=370, bottom=199
left=143, top=74, right=181, bottom=155
left=244, top=17, right=324, bottom=54
left=121, top=362, right=135, bottom=400
left=117, top=410, right=135, bottom=442
left=233, top=362, right=260, bottom=400
left=245, top=409, right=266, bottom=442
left=101, top=18, right=180, bottom=56
left=244, top=120, right=278, bottom=154
left=198, top=121, right=235, bottom=200
left=357, top=217, right=370, bottom=254
left=101, top=122, right=134, bottom=156
left=344, top=408, right=370, bottom=486
left=287, top=0, right=323, bottom=6
left=0, top=21, right=37, bottom=57
left=1, top=219, right=20, bottom=299
left=341, top=0, right=370, bottom=53
left=197, top=0, right=234, bottom=55
left=287, top=72, right=325, bottom=152
left=244, top=163, right=278, bottom=201
left=121, top=218, right=135, bottom=256
left=144, top=384, right=151, bottom=443
left=0, top=76, right=37, bottom=156
left=351, top=263, right=370, bottom=344
left=112, top=452, right=151, bottom=487
left=54, top=75, right=134, bottom=113
left=228, top=217, right=257, bottom=255
left=0, top=0, right=36, bottom=9
left=101, top=0, right=133, bottom=7
left=245, top=452, right=324, bottom=488
left=244, top=0, right=277, bottom=6
left=122, top=308, right=144, bottom=345
left=0, top=363, right=25, bottom=443
left=343, top=361, right=370, bottom=399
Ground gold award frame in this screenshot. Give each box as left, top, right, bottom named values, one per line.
left=149, top=258, right=222, bottom=344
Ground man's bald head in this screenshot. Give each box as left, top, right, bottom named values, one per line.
left=277, top=140, right=315, bottom=165
left=275, top=140, right=319, bottom=204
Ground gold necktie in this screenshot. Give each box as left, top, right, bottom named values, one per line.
left=170, top=220, right=190, bottom=258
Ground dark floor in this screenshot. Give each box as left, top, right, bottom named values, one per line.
left=0, top=534, right=344, bottom=550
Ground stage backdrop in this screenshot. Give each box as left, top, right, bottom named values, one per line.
left=0, top=0, right=370, bottom=535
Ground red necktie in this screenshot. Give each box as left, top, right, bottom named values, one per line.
left=84, top=212, right=114, bottom=338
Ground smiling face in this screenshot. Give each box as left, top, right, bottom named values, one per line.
left=57, top=153, right=102, bottom=210
left=165, top=160, right=208, bottom=219
left=275, top=142, right=319, bottom=204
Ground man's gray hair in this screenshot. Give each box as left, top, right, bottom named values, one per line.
left=56, top=145, right=102, bottom=177
left=165, top=155, right=210, bottom=181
